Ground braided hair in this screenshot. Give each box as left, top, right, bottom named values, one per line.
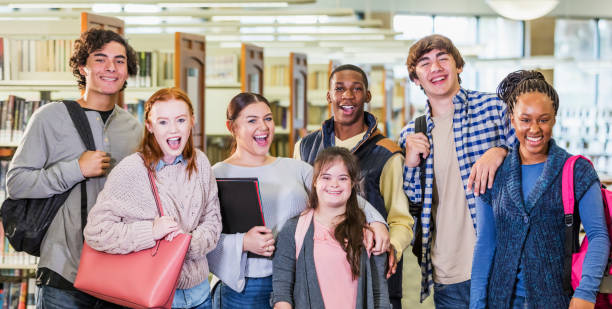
left=497, top=70, right=559, bottom=115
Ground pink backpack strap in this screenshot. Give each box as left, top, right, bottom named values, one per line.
left=294, top=209, right=314, bottom=259
left=562, top=155, right=593, bottom=220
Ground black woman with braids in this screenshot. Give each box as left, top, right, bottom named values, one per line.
left=470, top=70, right=609, bottom=309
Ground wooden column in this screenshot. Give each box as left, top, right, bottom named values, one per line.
left=174, top=32, right=206, bottom=151
left=289, top=52, right=307, bottom=156
left=241, top=44, right=264, bottom=94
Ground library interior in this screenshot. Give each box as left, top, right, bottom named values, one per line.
left=0, top=0, right=611, bottom=307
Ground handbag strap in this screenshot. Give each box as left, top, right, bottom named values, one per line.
left=146, top=169, right=165, bottom=217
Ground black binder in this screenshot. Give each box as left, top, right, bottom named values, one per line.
left=216, top=178, right=265, bottom=234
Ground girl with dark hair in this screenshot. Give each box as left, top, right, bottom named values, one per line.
left=272, top=147, right=390, bottom=309
left=470, top=71, right=609, bottom=309
left=206, top=93, right=388, bottom=309
left=84, top=87, right=222, bottom=309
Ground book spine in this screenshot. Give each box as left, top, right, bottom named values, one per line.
left=25, top=279, right=35, bottom=309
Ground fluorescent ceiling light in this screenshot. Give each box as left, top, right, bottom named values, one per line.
left=0, top=8, right=354, bottom=17
left=0, top=16, right=60, bottom=20
left=486, top=0, right=559, bottom=21
left=159, top=2, right=288, bottom=7
left=92, top=3, right=122, bottom=12
left=125, top=4, right=161, bottom=12
left=8, top=3, right=92, bottom=8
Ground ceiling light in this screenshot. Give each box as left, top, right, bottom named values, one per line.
left=159, top=2, right=288, bottom=7
left=486, top=0, right=559, bottom=21
left=8, top=3, right=92, bottom=8
left=92, top=3, right=122, bottom=12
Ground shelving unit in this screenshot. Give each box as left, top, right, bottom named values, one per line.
left=205, top=43, right=269, bottom=163
left=288, top=52, right=307, bottom=157
left=174, top=32, right=206, bottom=150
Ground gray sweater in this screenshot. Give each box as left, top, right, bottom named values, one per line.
left=208, top=158, right=385, bottom=292
left=272, top=215, right=390, bottom=309
left=6, top=102, right=142, bottom=283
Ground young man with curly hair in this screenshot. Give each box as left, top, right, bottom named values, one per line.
left=6, top=29, right=142, bottom=308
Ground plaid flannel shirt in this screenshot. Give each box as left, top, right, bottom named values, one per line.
left=398, top=88, right=516, bottom=302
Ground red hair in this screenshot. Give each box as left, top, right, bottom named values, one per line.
left=138, top=87, right=197, bottom=178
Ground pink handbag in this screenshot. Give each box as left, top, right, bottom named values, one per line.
left=74, top=168, right=192, bottom=309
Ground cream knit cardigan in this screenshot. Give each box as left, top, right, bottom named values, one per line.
left=83, top=149, right=222, bottom=289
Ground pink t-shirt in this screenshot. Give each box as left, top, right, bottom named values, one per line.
left=313, top=219, right=358, bottom=309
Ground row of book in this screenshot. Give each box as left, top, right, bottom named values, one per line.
left=269, top=101, right=288, bottom=130
left=0, top=97, right=48, bottom=146
left=265, top=64, right=290, bottom=87
left=0, top=273, right=36, bottom=309
left=126, top=51, right=153, bottom=88
left=0, top=38, right=75, bottom=80
left=307, top=70, right=328, bottom=90
left=125, top=99, right=145, bottom=123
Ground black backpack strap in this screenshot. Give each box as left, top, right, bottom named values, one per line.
left=409, top=115, right=427, bottom=217
left=410, top=115, right=428, bottom=265
left=63, top=100, right=96, bottom=235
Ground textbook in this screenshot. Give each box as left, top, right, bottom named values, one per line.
left=216, top=178, right=265, bottom=234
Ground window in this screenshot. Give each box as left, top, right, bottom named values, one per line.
left=392, top=15, right=433, bottom=40
left=555, top=63, right=596, bottom=107
left=555, top=19, right=597, bottom=59
left=478, top=17, right=523, bottom=58
left=433, top=16, right=477, bottom=46
left=599, top=19, right=612, bottom=60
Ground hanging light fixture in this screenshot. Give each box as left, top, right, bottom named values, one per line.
left=486, top=0, right=559, bottom=21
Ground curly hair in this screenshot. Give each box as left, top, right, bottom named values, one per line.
left=497, top=70, right=559, bottom=115
left=406, top=34, right=465, bottom=84
left=69, top=28, right=138, bottom=91
left=308, top=147, right=366, bottom=279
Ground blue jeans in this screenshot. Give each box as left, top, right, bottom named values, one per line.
left=174, top=296, right=212, bottom=309
left=433, top=279, right=470, bottom=309
left=36, top=285, right=126, bottom=309
left=510, top=295, right=528, bottom=309
left=213, top=276, right=272, bottom=309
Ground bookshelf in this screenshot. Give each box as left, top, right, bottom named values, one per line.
left=326, top=60, right=340, bottom=121
left=241, top=44, right=264, bottom=94
left=205, top=43, right=268, bottom=163
left=288, top=52, right=307, bottom=157
left=174, top=33, right=206, bottom=151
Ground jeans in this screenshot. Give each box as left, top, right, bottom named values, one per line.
left=510, top=295, right=528, bottom=309
left=36, top=285, right=126, bottom=309
left=433, top=279, right=470, bottom=309
left=212, top=276, right=272, bottom=309
left=175, top=296, right=212, bottom=309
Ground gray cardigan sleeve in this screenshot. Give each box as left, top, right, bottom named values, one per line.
left=7, top=105, right=85, bottom=199
left=272, top=218, right=298, bottom=306
left=370, top=253, right=391, bottom=308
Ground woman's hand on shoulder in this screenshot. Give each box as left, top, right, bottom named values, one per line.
left=569, top=297, right=595, bottom=309
left=243, top=226, right=275, bottom=257
left=152, top=216, right=179, bottom=240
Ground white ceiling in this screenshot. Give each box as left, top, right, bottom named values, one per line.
left=301, top=0, right=612, bottom=19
